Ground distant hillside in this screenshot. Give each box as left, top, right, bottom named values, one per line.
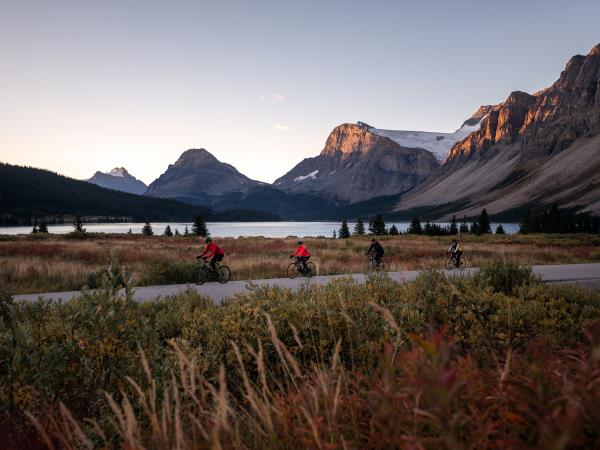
left=0, top=163, right=278, bottom=225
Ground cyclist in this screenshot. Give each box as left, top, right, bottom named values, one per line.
left=197, top=237, right=224, bottom=272
left=447, top=238, right=463, bottom=268
left=366, top=238, right=384, bottom=267
left=290, top=240, right=310, bottom=273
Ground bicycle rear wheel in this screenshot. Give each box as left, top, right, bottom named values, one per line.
left=305, top=262, right=316, bottom=277
left=287, top=262, right=300, bottom=279
left=217, top=266, right=231, bottom=284
left=458, top=257, right=467, bottom=270
left=192, top=266, right=209, bottom=285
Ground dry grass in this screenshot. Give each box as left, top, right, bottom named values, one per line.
left=1, top=233, right=599, bottom=293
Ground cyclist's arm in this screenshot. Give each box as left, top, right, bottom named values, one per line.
left=199, top=247, right=209, bottom=258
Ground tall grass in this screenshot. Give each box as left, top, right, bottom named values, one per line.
left=1, top=262, right=600, bottom=447
left=1, top=233, right=600, bottom=294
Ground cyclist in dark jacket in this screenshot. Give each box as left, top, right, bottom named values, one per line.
left=366, top=238, right=384, bottom=266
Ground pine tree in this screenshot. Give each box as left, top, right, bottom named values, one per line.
left=142, top=222, right=153, bottom=236
left=332, top=230, right=337, bottom=239
left=73, top=215, right=86, bottom=233
left=184, top=226, right=190, bottom=237
left=389, top=224, right=399, bottom=235
left=127, top=228, right=133, bottom=234
left=38, top=221, right=48, bottom=233
left=369, top=214, right=387, bottom=235
left=479, top=209, right=491, bottom=234
left=470, top=222, right=481, bottom=235
left=424, top=220, right=433, bottom=236
left=174, top=228, right=181, bottom=236
left=449, top=215, right=458, bottom=235
left=353, top=217, right=366, bottom=235
left=495, top=224, right=506, bottom=234
left=408, top=215, right=423, bottom=235
left=31, top=223, right=38, bottom=234
left=338, top=218, right=350, bottom=238
left=459, top=217, right=470, bottom=234
left=192, top=215, right=209, bottom=237
left=163, top=224, right=173, bottom=237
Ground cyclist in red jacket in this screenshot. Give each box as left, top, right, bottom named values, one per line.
left=197, top=237, right=224, bottom=272
left=290, top=240, right=310, bottom=272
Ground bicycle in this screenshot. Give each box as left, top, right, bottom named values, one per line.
left=445, top=252, right=467, bottom=270
left=287, top=257, right=316, bottom=279
left=363, top=254, right=386, bottom=276
left=192, top=258, right=232, bottom=285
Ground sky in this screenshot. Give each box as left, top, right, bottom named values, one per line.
left=1, top=0, right=599, bottom=184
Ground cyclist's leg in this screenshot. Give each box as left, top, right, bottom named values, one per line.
left=210, top=254, right=223, bottom=272
left=374, top=253, right=382, bottom=267
left=303, top=256, right=309, bottom=271
left=456, top=251, right=462, bottom=267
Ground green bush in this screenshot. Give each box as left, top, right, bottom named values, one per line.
left=141, top=259, right=196, bottom=285
left=475, top=260, right=536, bottom=295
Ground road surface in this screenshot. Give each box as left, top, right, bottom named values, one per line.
left=12, top=263, right=600, bottom=304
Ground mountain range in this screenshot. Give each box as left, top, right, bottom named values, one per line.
left=74, top=43, right=600, bottom=220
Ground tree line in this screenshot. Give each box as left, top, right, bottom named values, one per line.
left=520, top=205, right=600, bottom=234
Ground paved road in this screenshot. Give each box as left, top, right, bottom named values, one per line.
left=12, top=263, right=600, bottom=304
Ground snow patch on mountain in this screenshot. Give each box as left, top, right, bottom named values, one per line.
left=373, top=120, right=484, bottom=161
left=109, top=167, right=127, bottom=177
left=294, top=170, right=319, bottom=182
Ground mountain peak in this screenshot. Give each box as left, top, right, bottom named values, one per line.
left=461, top=105, right=494, bottom=127
left=109, top=167, right=129, bottom=177
left=87, top=167, right=147, bottom=194
left=175, top=148, right=219, bottom=166
left=588, top=43, right=600, bottom=56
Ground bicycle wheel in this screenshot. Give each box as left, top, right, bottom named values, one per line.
left=287, top=262, right=300, bottom=279
left=378, top=261, right=387, bottom=273
left=458, top=257, right=467, bottom=270
left=192, top=266, right=209, bottom=285
left=444, top=257, right=454, bottom=270
left=363, top=260, right=374, bottom=276
left=305, top=262, right=316, bottom=277
left=217, top=265, right=231, bottom=284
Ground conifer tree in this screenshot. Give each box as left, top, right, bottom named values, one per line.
left=449, top=215, right=458, bottom=235
left=73, top=215, right=86, bottom=233
left=142, top=222, right=153, bottom=236
left=31, top=223, right=38, bottom=234
left=338, top=218, right=351, bottom=238
left=184, top=226, right=190, bottom=237
left=479, top=209, right=491, bottom=234
left=353, top=217, right=366, bottom=235
left=408, top=215, right=423, bottom=235
left=495, top=224, right=506, bottom=234
left=127, top=228, right=133, bottom=234
left=369, top=214, right=387, bottom=235
left=332, top=229, right=337, bottom=239
left=459, top=217, right=470, bottom=234
left=174, top=228, right=181, bottom=236
left=38, top=221, right=48, bottom=233
left=192, top=215, right=209, bottom=237
left=389, top=224, right=399, bottom=235
left=163, top=224, right=173, bottom=237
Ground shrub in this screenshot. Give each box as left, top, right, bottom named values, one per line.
left=475, top=260, right=536, bottom=295
left=141, top=259, right=196, bottom=285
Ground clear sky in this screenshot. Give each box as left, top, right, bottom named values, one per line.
left=1, top=0, right=599, bottom=184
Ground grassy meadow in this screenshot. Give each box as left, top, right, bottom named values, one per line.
left=1, top=262, right=599, bottom=448
left=1, top=232, right=599, bottom=294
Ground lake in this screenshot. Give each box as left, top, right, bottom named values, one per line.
left=0, top=221, right=520, bottom=237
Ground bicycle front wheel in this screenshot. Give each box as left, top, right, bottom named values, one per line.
left=192, top=266, right=209, bottom=285
left=444, top=257, right=454, bottom=270
left=287, top=262, right=300, bottom=279
left=305, top=262, right=316, bottom=277
left=217, top=266, right=231, bottom=284
left=363, top=260, right=374, bottom=276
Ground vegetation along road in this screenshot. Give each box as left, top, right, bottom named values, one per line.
left=13, top=263, right=600, bottom=304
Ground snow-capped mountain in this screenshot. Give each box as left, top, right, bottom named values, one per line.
left=87, top=167, right=148, bottom=195
left=370, top=106, right=493, bottom=161
left=273, top=123, right=440, bottom=202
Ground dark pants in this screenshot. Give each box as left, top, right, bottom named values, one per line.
left=373, top=253, right=383, bottom=266
left=453, top=251, right=462, bottom=267
left=210, top=254, right=224, bottom=271
left=297, top=256, right=309, bottom=271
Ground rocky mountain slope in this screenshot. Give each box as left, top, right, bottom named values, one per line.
left=87, top=167, right=147, bottom=195
left=274, top=123, right=440, bottom=203
left=395, top=43, right=600, bottom=218
left=145, top=149, right=262, bottom=203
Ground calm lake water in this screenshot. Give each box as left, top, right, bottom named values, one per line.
left=0, top=221, right=520, bottom=237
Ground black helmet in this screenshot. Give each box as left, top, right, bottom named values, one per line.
left=451, top=238, right=457, bottom=242
left=205, top=237, right=212, bottom=243
left=371, top=238, right=376, bottom=242
left=297, top=240, right=303, bottom=245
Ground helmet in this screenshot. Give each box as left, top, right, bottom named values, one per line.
left=205, top=237, right=212, bottom=243
left=371, top=238, right=376, bottom=242
left=297, top=240, right=303, bottom=245
left=451, top=238, right=457, bottom=242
